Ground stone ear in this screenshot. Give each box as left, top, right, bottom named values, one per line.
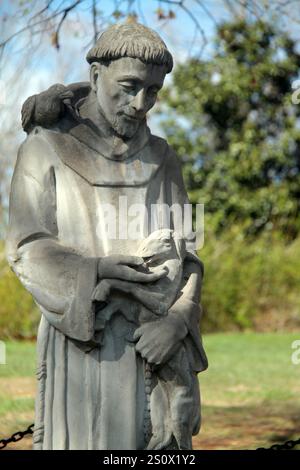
left=173, top=234, right=186, bottom=261
left=90, top=62, right=101, bottom=92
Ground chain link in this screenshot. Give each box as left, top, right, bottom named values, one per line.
left=0, top=422, right=300, bottom=450
left=256, top=437, right=300, bottom=451
left=0, top=424, right=34, bottom=450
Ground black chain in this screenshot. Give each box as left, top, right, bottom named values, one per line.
left=0, top=423, right=300, bottom=450
left=0, top=424, right=34, bottom=450
left=256, top=437, right=300, bottom=451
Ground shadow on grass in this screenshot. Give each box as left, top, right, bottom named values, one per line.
left=193, top=402, right=300, bottom=450
left=2, top=402, right=300, bottom=450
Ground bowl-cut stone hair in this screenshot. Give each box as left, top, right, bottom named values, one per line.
left=86, top=22, right=173, bottom=73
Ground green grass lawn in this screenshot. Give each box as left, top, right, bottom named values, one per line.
left=1, top=332, right=300, bottom=450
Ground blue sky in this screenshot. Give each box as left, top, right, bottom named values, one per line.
left=0, top=0, right=224, bottom=84
left=1, top=0, right=300, bottom=115
left=1, top=0, right=299, bottom=136
left=1, top=0, right=300, bottom=233
left=0, top=0, right=227, bottom=142
left=0, top=0, right=229, bottom=233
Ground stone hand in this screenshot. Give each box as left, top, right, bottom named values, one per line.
left=92, top=277, right=167, bottom=312
left=133, top=316, right=188, bottom=366
left=97, top=255, right=167, bottom=283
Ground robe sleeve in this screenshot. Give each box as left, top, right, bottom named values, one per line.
left=166, top=146, right=208, bottom=372
left=6, top=130, right=98, bottom=342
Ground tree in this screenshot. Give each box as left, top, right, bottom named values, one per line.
left=160, top=19, right=300, bottom=239
left=1, top=3, right=300, bottom=240
left=1, top=1, right=300, bottom=62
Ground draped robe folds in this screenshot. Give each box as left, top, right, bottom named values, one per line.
left=6, top=117, right=208, bottom=450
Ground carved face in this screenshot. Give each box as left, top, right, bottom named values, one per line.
left=137, top=229, right=185, bottom=266
left=91, top=57, right=167, bottom=138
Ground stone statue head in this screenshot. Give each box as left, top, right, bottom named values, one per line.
left=86, top=22, right=173, bottom=138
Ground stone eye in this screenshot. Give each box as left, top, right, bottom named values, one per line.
left=120, top=82, right=137, bottom=92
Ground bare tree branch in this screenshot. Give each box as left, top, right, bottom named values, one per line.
left=55, top=0, right=83, bottom=49
left=137, top=0, right=148, bottom=26
left=194, top=0, right=219, bottom=27
left=1, top=0, right=300, bottom=65
left=223, top=0, right=240, bottom=16
left=92, top=0, right=98, bottom=44
left=177, top=1, right=207, bottom=55
left=29, top=0, right=56, bottom=22
left=235, top=0, right=263, bottom=19
left=0, top=1, right=80, bottom=55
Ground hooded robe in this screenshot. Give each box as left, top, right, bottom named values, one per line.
left=6, top=100, right=208, bottom=450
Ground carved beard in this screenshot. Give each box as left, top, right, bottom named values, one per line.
left=110, top=113, right=142, bottom=139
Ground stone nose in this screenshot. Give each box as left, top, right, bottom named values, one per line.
left=131, top=89, right=146, bottom=114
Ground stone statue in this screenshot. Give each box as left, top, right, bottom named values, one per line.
left=6, top=22, right=208, bottom=450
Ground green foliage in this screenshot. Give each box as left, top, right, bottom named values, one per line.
left=0, top=340, right=36, bottom=377
left=1, top=233, right=299, bottom=336
left=2, top=242, right=298, bottom=334
left=200, top=229, right=300, bottom=331
left=160, top=19, right=300, bottom=239
left=0, top=243, right=40, bottom=339
left=2, top=20, right=300, bottom=335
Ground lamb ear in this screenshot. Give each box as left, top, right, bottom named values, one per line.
left=173, top=233, right=186, bottom=261
left=185, top=251, right=204, bottom=277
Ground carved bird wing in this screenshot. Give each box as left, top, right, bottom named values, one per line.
left=21, top=83, right=89, bottom=133
left=21, top=95, right=37, bottom=133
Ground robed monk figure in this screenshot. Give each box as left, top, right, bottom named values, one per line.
left=6, top=22, right=208, bottom=450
